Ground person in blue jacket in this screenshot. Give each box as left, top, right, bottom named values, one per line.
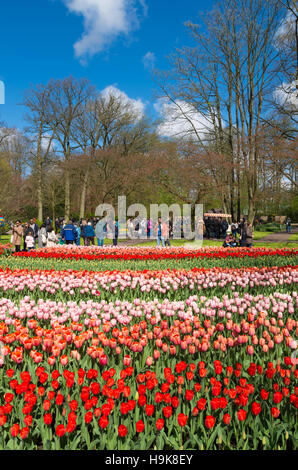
left=84, top=220, right=95, bottom=245
left=60, top=220, right=77, bottom=245
left=74, top=222, right=81, bottom=246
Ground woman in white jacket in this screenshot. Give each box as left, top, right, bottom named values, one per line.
left=38, top=224, right=47, bottom=248
left=46, top=225, right=59, bottom=247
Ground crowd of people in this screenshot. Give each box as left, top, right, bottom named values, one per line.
left=201, top=217, right=254, bottom=247
left=9, top=213, right=254, bottom=252
left=10, top=217, right=115, bottom=252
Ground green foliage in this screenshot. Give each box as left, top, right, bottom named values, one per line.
left=287, top=195, right=298, bottom=222
left=35, top=219, right=43, bottom=228
left=0, top=223, right=10, bottom=236
left=0, top=253, right=297, bottom=273
left=255, top=223, right=285, bottom=232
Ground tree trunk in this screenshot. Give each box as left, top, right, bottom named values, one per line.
left=52, top=187, right=55, bottom=225
left=65, top=168, right=70, bottom=222
left=247, top=184, right=255, bottom=224
left=36, top=136, right=43, bottom=222
left=37, top=169, right=43, bottom=222
left=79, top=158, right=91, bottom=220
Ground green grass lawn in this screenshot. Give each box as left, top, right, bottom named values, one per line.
left=251, top=231, right=271, bottom=240
left=289, top=233, right=298, bottom=241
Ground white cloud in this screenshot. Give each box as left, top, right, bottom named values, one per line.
left=100, top=85, right=145, bottom=119
left=154, top=98, right=215, bottom=140
left=40, top=134, right=56, bottom=153
left=274, top=81, right=298, bottom=109
left=142, top=51, right=156, bottom=69
left=62, top=0, right=147, bottom=62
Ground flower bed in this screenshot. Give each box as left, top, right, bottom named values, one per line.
left=0, top=244, right=13, bottom=256
left=0, top=254, right=297, bottom=449
left=0, top=357, right=296, bottom=450
left=0, top=265, right=296, bottom=301
left=0, top=289, right=297, bottom=355
left=11, top=245, right=298, bottom=261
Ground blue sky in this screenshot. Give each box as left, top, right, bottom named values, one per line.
left=0, top=0, right=215, bottom=129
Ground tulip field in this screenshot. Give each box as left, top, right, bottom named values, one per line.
left=0, top=246, right=297, bottom=450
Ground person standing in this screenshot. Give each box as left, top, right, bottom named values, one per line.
left=113, top=219, right=119, bottom=246
left=74, top=222, right=81, bottom=246
left=46, top=225, right=59, bottom=247
left=169, top=217, right=173, bottom=240
left=84, top=220, right=95, bottom=246
left=22, top=222, right=30, bottom=251
left=60, top=220, right=77, bottom=245
left=164, top=220, right=171, bottom=247
left=134, top=218, right=140, bottom=239
left=214, top=218, right=220, bottom=239
left=12, top=221, right=23, bottom=252
left=221, top=219, right=228, bottom=239
left=140, top=218, right=146, bottom=238
left=197, top=218, right=205, bottom=240
left=95, top=218, right=107, bottom=247
left=54, top=218, right=60, bottom=233
left=38, top=224, right=48, bottom=248
left=44, top=216, right=52, bottom=230
left=147, top=218, right=153, bottom=239
left=286, top=217, right=291, bottom=233
left=25, top=228, right=35, bottom=252
left=29, top=219, right=39, bottom=248
left=154, top=217, right=166, bottom=247
left=127, top=218, right=134, bottom=239
left=80, top=219, right=87, bottom=246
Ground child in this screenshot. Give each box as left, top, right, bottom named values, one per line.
left=25, top=229, right=35, bottom=252
left=223, top=233, right=237, bottom=248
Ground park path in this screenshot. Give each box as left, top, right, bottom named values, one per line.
left=256, top=226, right=298, bottom=244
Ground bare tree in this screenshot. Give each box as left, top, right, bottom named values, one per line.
left=71, top=88, right=157, bottom=218
left=45, top=76, right=95, bottom=221
left=0, top=130, right=32, bottom=218
left=23, top=83, right=59, bottom=221
left=155, top=0, right=285, bottom=223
